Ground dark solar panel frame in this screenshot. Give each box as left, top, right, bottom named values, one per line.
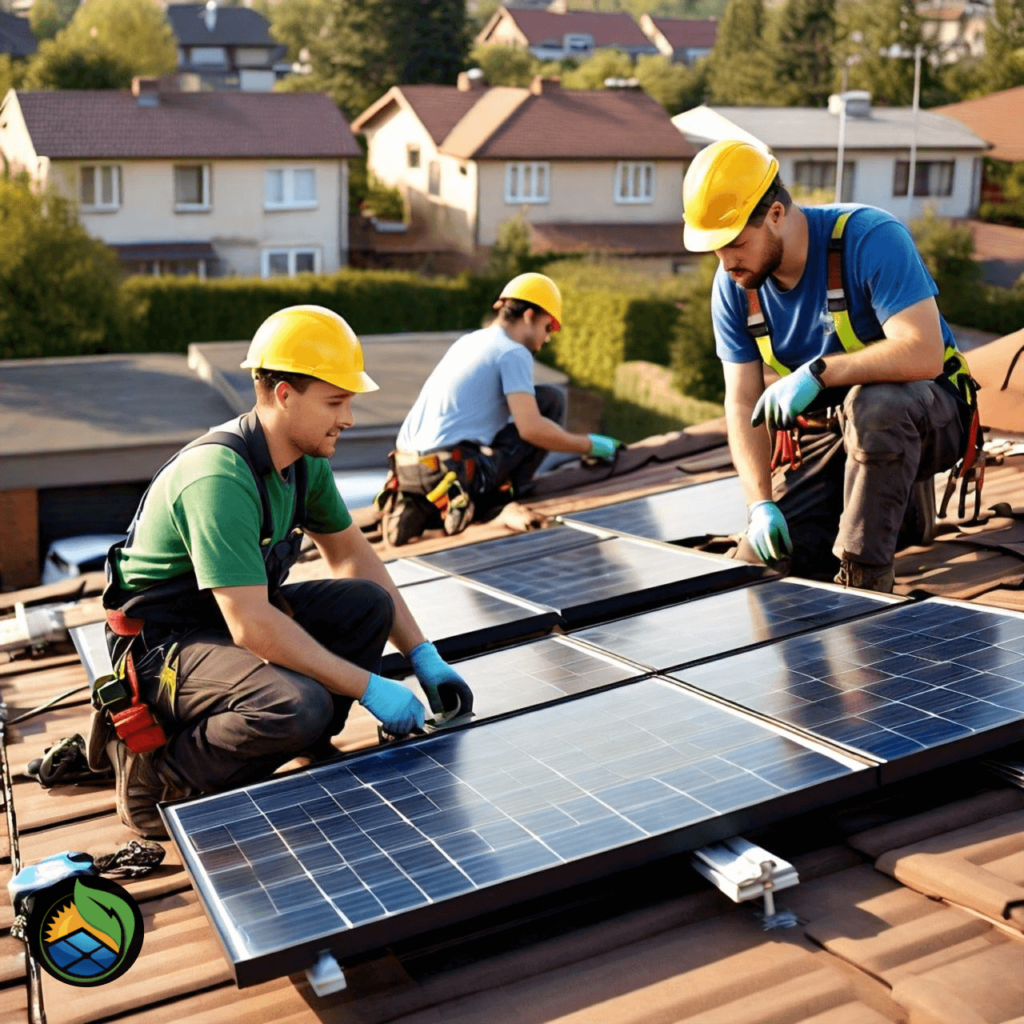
left=570, top=578, right=901, bottom=674
left=459, top=536, right=766, bottom=628
left=163, top=678, right=869, bottom=987
left=669, top=597, right=1024, bottom=784
left=557, top=476, right=747, bottom=544
left=381, top=576, right=559, bottom=673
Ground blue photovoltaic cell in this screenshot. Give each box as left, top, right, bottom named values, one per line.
left=381, top=576, right=557, bottom=669
left=672, top=598, right=1024, bottom=780
left=559, top=477, right=747, bottom=543
left=395, top=635, right=645, bottom=721
left=412, top=526, right=602, bottom=577
left=165, top=678, right=864, bottom=984
left=461, top=537, right=764, bottom=626
left=573, top=580, right=898, bottom=672
left=383, top=560, right=444, bottom=588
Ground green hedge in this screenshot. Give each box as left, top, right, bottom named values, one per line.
left=938, top=281, right=1024, bottom=337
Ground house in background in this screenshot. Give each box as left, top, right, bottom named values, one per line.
left=352, top=75, right=695, bottom=271
left=166, top=2, right=287, bottom=92
left=638, top=14, right=717, bottom=65
left=475, top=5, right=657, bottom=62
left=0, top=10, right=35, bottom=58
left=0, top=80, right=362, bottom=278
left=917, top=0, right=990, bottom=62
left=672, top=94, right=989, bottom=221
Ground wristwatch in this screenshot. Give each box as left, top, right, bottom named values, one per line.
left=808, top=358, right=827, bottom=387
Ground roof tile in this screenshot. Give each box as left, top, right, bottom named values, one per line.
left=934, top=86, right=1024, bottom=162
left=647, top=16, right=718, bottom=49
left=496, top=8, right=653, bottom=48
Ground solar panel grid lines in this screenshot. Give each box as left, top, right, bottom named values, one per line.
left=460, top=536, right=766, bottom=628
left=670, top=598, right=1024, bottom=783
left=570, top=579, right=900, bottom=674
left=164, top=678, right=869, bottom=986
left=557, top=476, right=748, bottom=543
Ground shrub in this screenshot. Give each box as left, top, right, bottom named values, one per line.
left=362, top=174, right=405, bottom=222
left=670, top=256, right=724, bottom=403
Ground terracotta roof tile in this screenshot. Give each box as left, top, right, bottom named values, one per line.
left=455, top=86, right=696, bottom=160
left=647, top=16, right=718, bottom=49
left=10, top=89, right=362, bottom=159
left=499, top=8, right=653, bottom=48
left=933, top=86, right=1024, bottom=162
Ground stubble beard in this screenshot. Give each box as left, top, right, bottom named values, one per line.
left=739, top=232, right=785, bottom=291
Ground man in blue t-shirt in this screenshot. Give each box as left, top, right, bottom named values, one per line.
left=682, top=140, right=968, bottom=591
left=387, top=273, right=621, bottom=545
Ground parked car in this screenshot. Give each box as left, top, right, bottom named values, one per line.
left=40, top=535, right=124, bottom=585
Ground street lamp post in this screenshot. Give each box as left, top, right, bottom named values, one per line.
left=906, top=43, right=923, bottom=220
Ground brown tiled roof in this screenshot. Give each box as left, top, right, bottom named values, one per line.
left=933, top=86, right=1024, bottom=162
left=378, top=84, right=483, bottom=145
left=11, top=90, right=362, bottom=160
left=528, top=220, right=687, bottom=256
left=647, top=16, right=718, bottom=49
left=167, top=3, right=275, bottom=46
left=500, top=8, right=653, bottom=48
left=447, top=85, right=696, bottom=160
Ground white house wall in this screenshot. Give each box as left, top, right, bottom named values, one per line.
left=476, top=159, right=685, bottom=246
left=776, top=149, right=980, bottom=220
left=46, top=158, right=344, bottom=276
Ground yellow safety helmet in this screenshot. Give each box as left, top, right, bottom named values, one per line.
left=241, top=305, right=378, bottom=393
left=498, top=272, right=563, bottom=332
left=682, top=140, right=780, bottom=253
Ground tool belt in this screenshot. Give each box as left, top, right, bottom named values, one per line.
left=376, top=447, right=479, bottom=528
left=935, top=357, right=986, bottom=522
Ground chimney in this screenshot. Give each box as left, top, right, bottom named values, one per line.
left=457, top=68, right=487, bottom=91
left=530, top=75, right=561, bottom=96
left=204, top=0, right=217, bottom=33
left=828, top=90, right=872, bottom=118
left=132, top=77, right=160, bottom=107
left=603, top=77, right=641, bottom=89
left=548, top=0, right=567, bottom=12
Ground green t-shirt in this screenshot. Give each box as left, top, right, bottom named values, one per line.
left=116, top=445, right=351, bottom=592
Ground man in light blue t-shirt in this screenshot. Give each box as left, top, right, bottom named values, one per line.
left=387, top=273, right=621, bottom=545
left=682, top=141, right=971, bottom=592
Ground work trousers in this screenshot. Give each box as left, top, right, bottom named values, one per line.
left=473, top=384, right=566, bottom=500
left=738, top=380, right=965, bottom=577
left=132, top=578, right=394, bottom=793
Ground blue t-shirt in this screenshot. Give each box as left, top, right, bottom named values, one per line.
left=397, top=324, right=536, bottom=452
left=712, top=204, right=958, bottom=368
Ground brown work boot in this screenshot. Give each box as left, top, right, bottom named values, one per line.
left=834, top=559, right=895, bottom=593
left=107, top=738, right=192, bottom=840
left=386, top=493, right=433, bottom=546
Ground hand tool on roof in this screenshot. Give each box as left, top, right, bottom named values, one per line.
left=0, top=601, right=74, bottom=654
left=691, top=836, right=800, bottom=930
left=377, top=691, right=474, bottom=743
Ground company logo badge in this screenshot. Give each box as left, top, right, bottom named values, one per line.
left=26, top=875, right=143, bottom=985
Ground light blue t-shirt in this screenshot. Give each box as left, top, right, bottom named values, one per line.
left=397, top=324, right=536, bottom=452
left=712, top=204, right=958, bottom=368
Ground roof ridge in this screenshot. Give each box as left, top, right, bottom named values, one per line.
left=440, top=86, right=531, bottom=159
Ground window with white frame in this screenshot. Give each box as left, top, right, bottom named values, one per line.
left=505, top=161, right=549, bottom=204
left=893, top=160, right=954, bottom=197
left=174, top=164, right=211, bottom=211
left=261, top=247, right=318, bottom=278
left=264, top=168, right=317, bottom=210
left=615, top=162, right=655, bottom=204
left=80, top=165, right=121, bottom=211
left=793, top=160, right=855, bottom=202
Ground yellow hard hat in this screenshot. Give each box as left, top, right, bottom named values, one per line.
left=683, top=140, right=780, bottom=253
left=241, top=305, right=378, bottom=394
left=499, top=272, right=563, bottom=332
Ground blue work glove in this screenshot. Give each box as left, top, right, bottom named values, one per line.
left=747, top=500, right=793, bottom=565
left=587, top=434, right=622, bottom=461
left=751, top=362, right=825, bottom=429
left=360, top=673, right=425, bottom=735
left=409, top=641, right=475, bottom=717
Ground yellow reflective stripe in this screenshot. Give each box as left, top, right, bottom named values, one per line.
left=754, top=334, right=790, bottom=377
left=831, top=210, right=853, bottom=240
left=832, top=308, right=866, bottom=354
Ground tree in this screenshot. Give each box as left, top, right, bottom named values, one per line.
left=22, top=39, right=133, bottom=89
left=0, top=53, right=27, bottom=97
left=706, top=0, right=779, bottom=104
left=488, top=215, right=534, bottom=279
left=392, top=0, right=467, bottom=88
left=560, top=49, right=634, bottom=89
left=973, top=0, right=1024, bottom=94
left=269, top=0, right=328, bottom=63
left=0, top=175, right=127, bottom=359
left=769, top=0, right=836, bottom=106
left=671, top=257, right=723, bottom=403
left=28, top=0, right=77, bottom=41
left=469, top=42, right=540, bottom=87
left=58, top=0, right=177, bottom=78
left=634, top=52, right=709, bottom=112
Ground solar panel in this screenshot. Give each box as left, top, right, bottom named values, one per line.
left=164, top=678, right=868, bottom=986
left=671, top=598, right=1024, bottom=782
left=412, top=526, right=603, bottom=577
left=383, top=560, right=444, bottom=588
left=572, top=580, right=899, bottom=673
left=462, top=537, right=765, bottom=627
left=395, top=635, right=646, bottom=722
left=69, top=621, right=112, bottom=688
left=558, top=477, right=747, bottom=543
left=382, top=576, right=559, bottom=671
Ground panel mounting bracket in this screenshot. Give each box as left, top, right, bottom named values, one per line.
left=691, top=836, right=801, bottom=929
left=306, top=950, right=347, bottom=996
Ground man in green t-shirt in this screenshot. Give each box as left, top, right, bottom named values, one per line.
left=99, top=306, right=473, bottom=838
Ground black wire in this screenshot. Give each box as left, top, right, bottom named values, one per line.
left=7, top=685, right=90, bottom=726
